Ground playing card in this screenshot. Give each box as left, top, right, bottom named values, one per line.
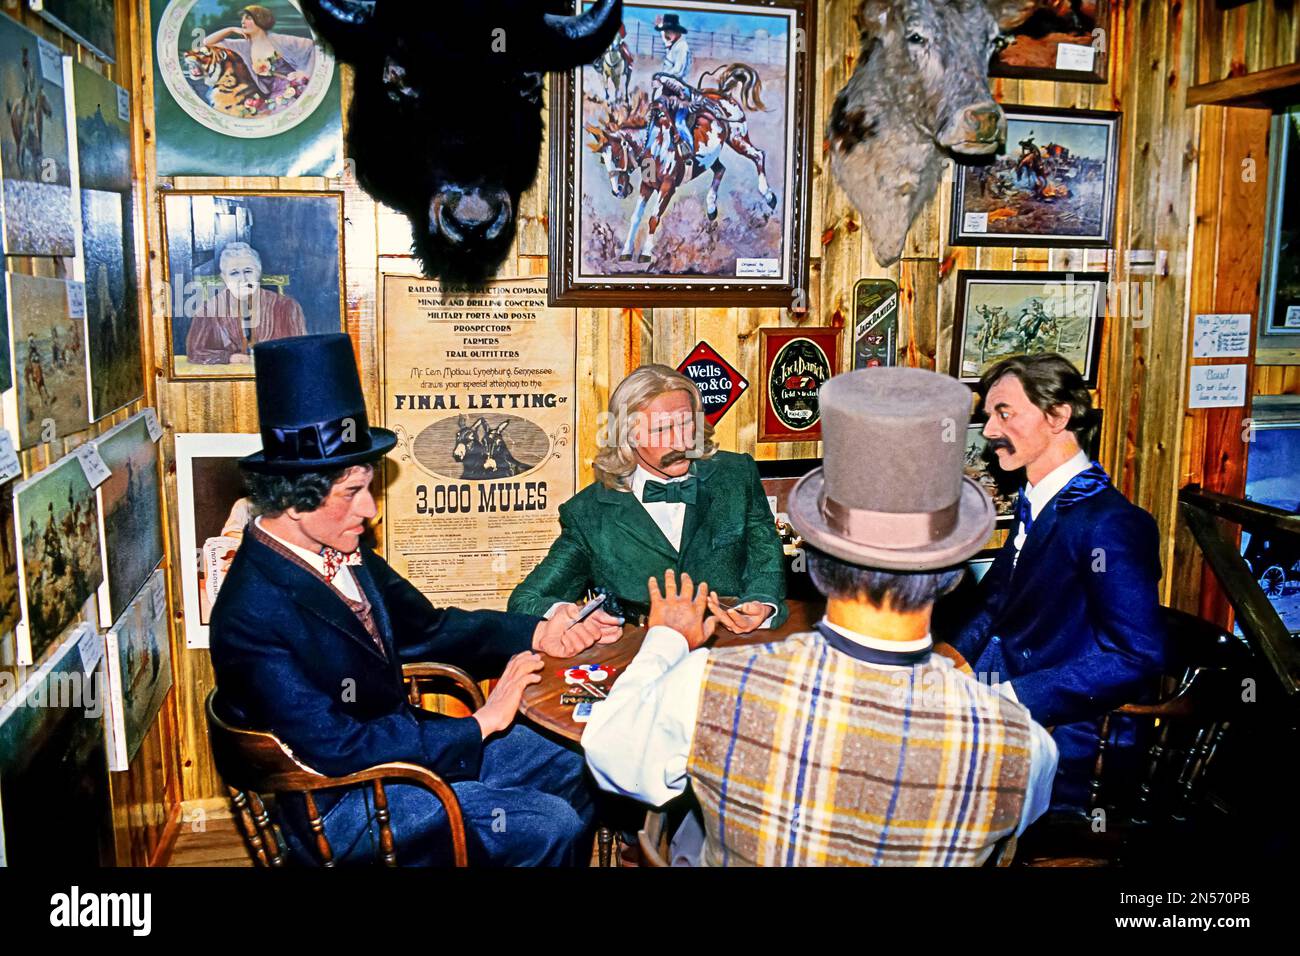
left=572, top=701, right=595, bottom=723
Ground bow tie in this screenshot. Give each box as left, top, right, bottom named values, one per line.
left=1014, top=489, right=1034, bottom=535
left=320, top=546, right=363, bottom=583
left=642, top=477, right=697, bottom=505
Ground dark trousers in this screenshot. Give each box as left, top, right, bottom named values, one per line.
left=281, top=724, right=595, bottom=866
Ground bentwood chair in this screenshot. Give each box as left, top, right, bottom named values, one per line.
left=205, top=662, right=486, bottom=867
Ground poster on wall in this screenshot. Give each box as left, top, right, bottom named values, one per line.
left=382, top=276, right=578, bottom=611
left=30, top=0, right=117, bottom=63
left=104, top=569, right=172, bottom=771
left=94, top=412, right=164, bottom=627
left=4, top=273, right=91, bottom=449
left=758, top=326, right=839, bottom=443
left=0, top=16, right=76, bottom=257
left=150, top=0, right=343, bottom=176
left=175, top=433, right=260, bottom=649
left=162, top=190, right=343, bottom=378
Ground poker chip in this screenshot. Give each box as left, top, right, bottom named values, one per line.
left=562, top=663, right=613, bottom=684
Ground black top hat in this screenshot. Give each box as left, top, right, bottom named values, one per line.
left=658, top=13, right=688, bottom=33
left=240, top=333, right=397, bottom=474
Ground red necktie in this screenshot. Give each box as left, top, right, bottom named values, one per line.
left=320, top=546, right=363, bottom=583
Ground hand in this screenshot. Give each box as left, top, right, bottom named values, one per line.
left=473, top=651, right=544, bottom=738
left=532, top=605, right=621, bottom=658
left=647, top=569, right=716, bottom=650
left=707, top=594, right=773, bottom=634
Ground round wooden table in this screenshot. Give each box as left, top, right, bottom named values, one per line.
left=519, top=599, right=826, bottom=743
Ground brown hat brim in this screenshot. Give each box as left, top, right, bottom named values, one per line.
left=787, top=468, right=995, bottom=571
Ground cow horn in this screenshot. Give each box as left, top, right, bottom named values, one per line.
left=298, top=0, right=376, bottom=56
left=534, top=0, right=623, bottom=68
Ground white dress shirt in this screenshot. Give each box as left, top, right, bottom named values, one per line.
left=662, top=37, right=692, bottom=80
left=582, top=619, right=1059, bottom=838
left=255, top=516, right=361, bottom=601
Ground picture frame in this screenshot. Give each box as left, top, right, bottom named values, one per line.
left=548, top=0, right=816, bottom=307
left=104, top=569, right=172, bottom=771
left=3, top=273, right=91, bottom=449
left=1240, top=395, right=1300, bottom=637
left=94, top=411, right=164, bottom=628
left=30, top=0, right=117, bottom=63
left=988, top=0, right=1109, bottom=84
left=950, top=270, right=1107, bottom=387
left=758, top=326, right=841, bottom=443
left=175, top=433, right=262, bottom=649
left=1256, top=108, right=1300, bottom=365
left=949, top=106, right=1121, bottom=249
left=161, top=190, right=345, bottom=380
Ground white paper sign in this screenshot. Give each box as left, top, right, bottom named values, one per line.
left=1192, top=313, right=1252, bottom=358
left=38, top=38, right=63, bottom=86
left=736, top=258, right=780, bottom=277
left=0, top=431, right=21, bottom=484
left=75, top=443, right=112, bottom=488
left=1284, top=305, right=1300, bottom=329
left=963, top=212, right=988, bottom=234
left=66, top=281, right=86, bottom=320
left=77, top=626, right=104, bottom=675
left=142, top=407, right=164, bottom=443
left=1189, top=364, right=1248, bottom=408
left=1055, top=42, right=1097, bottom=73
left=117, top=86, right=131, bottom=123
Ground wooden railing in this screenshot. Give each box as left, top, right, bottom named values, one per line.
left=1178, top=486, right=1300, bottom=697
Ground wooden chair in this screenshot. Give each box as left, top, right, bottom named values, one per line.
left=205, top=662, right=486, bottom=867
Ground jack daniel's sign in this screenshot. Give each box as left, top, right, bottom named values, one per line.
left=759, top=327, right=841, bottom=442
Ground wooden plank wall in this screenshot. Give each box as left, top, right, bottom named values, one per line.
left=0, top=0, right=182, bottom=866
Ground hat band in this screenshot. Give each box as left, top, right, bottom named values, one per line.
left=265, top=411, right=373, bottom=463
left=820, top=492, right=960, bottom=549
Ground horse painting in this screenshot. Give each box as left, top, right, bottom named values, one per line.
left=593, top=26, right=633, bottom=105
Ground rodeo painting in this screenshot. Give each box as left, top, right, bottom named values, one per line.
left=575, top=2, right=798, bottom=284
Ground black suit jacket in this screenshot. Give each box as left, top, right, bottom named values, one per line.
left=209, top=527, right=540, bottom=783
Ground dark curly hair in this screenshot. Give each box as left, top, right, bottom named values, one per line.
left=241, top=467, right=348, bottom=518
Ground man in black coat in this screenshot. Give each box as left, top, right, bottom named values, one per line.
left=209, top=334, right=621, bottom=865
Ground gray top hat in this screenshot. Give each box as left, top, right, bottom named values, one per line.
left=787, top=367, right=994, bottom=571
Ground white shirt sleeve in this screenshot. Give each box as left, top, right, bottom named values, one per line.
left=581, top=626, right=707, bottom=807
left=759, top=602, right=779, bottom=629
left=543, top=601, right=569, bottom=620
left=1017, top=718, right=1059, bottom=835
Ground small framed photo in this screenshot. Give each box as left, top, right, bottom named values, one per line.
left=548, top=0, right=816, bottom=306
left=949, top=106, right=1120, bottom=249
left=1240, top=396, right=1300, bottom=636
left=951, top=270, right=1107, bottom=387
left=161, top=191, right=344, bottom=379
left=758, top=327, right=841, bottom=443
left=988, top=1, right=1109, bottom=84
left=1257, top=108, right=1300, bottom=364
left=175, top=433, right=261, bottom=649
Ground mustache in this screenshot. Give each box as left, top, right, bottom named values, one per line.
left=660, top=450, right=689, bottom=466
left=986, top=436, right=1017, bottom=455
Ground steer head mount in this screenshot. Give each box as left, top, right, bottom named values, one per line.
left=301, top=0, right=623, bottom=287
left=827, top=0, right=1037, bottom=267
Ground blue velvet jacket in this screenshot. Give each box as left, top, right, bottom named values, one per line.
left=949, top=482, right=1167, bottom=809
left=209, top=528, right=540, bottom=786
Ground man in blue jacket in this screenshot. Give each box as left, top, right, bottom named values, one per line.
left=209, top=334, right=620, bottom=865
left=949, top=353, right=1167, bottom=810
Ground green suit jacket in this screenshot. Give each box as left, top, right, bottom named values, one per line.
left=508, top=451, right=788, bottom=627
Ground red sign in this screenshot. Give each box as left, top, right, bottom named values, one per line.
left=676, top=341, right=749, bottom=426
left=759, top=327, right=842, bottom=442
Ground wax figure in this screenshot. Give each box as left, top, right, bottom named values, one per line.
left=509, top=363, right=787, bottom=633
left=948, top=353, right=1166, bottom=810
left=208, top=334, right=620, bottom=866
left=583, top=367, right=1057, bottom=866
left=185, top=242, right=306, bottom=366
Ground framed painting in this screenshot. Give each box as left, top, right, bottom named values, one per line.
left=3, top=274, right=91, bottom=449
left=104, top=569, right=172, bottom=771
left=758, top=326, right=841, bottom=443
left=549, top=0, right=815, bottom=306
left=949, top=106, right=1120, bottom=249
left=161, top=190, right=344, bottom=379
left=1257, top=108, right=1300, bottom=366
left=0, top=16, right=76, bottom=257
left=950, top=270, right=1107, bottom=387
left=0, top=480, right=19, bottom=647
left=988, top=0, right=1109, bottom=84
left=31, top=0, right=117, bottom=63
left=1240, top=396, right=1300, bottom=637
left=175, top=433, right=261, bottom=649
left=94, top=411, right=164, bottom=628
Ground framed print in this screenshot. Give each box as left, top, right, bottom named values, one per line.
left=758, top=326, right=841, bottom=443
left=549, top=0, right=815, bottom=306
left=161, top=191, right=344, bottom=379
left=1240, top=396, right=1300, bottom=637
left=12, top=453, right=104, bottom=666
left=951, top=270, right=1106, bottom=386
left=94, top=412, right=164, bottom=628
left=104, top=569, right=172, bottom=771
left=73, top=61, right=145, bottom=419
left=988, top=1, right=1108, bottom=84
left=150, top=0, right=343, bottom=176
left=852, top=278, right=899, bottom=369
left=3, top=274, right=91, bottom=449
left=0, top=480, right=20, bottom=647
left=175, top=433, right=261, bottom=649
left=0, top=624, right=112, bottom=866
left=950, top=106, right=1120, bottom=249
left=0, top=16, right=76, bottom=257
left=31, top=0, right=117, bottom=63
left=1257, top=108, right=1300, bottom=365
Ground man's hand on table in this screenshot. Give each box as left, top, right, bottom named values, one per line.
left=532, top=603, right=624, bottom=658
left=706, top=593, right=773, bottom=634
left=474, top=651, right=544, bottom=739
left=647, top=569, right=717, bottom=651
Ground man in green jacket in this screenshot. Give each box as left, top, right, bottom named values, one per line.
left=509, top=364, right=788, bottom=633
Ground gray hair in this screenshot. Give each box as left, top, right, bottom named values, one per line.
left=219, top=241, right=262, bottom=274
left=592, top=364, right=716, bottom=491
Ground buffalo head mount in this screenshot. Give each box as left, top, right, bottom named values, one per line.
left=301, top=1, right=623, bottom=286
left=828, top=0, right=1037, bottom=267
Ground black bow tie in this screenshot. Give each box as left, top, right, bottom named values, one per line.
left=642, top=477, right=697, bottom=505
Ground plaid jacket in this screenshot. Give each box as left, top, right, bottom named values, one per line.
left=687, top=631, right=1033, bottom=866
